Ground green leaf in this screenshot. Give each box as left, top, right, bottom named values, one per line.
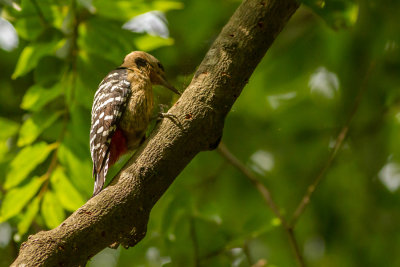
left=68, top=104, right=91, bottom=146
left=4, top=142, right=56, bottom=189
left=75, top=76, right=96, bottom=111
left=92, top=0, right=183, bottom=21
left=34, top=56, right=65, bottom=87
left=92, top=0, right=143, bottom=21
left=50, top=167, right=85, bottom=212
left=152, top=1, right=184, bottom=12
left=301, top=0, right=359, bottom=29
left=12, top=41, right=60, bottom=79
left=41, top=190, right=65, bottom=229
left=14, top=17, right=43, bottom=41
left=0, top=177, right=44, bottom=222
left=58, top=137, right=92, bottom=196
left=0, top=142, right=8, bottom=162
left=13, top=0, right=64, bottom=38
left=76, top=52, right=115, bottom=103
left=17, top=110, right=62, bottom=147
left=92, top=1, right=149, bottom=21
left=134, top=35, right=174, bottom=51
left=0, top=117, right=19, bottom=140
left=17, top=196, right=41, bottom=235
left=78, top=18, right=135, bottom=64
left=20, top=83, right=63, bottom=112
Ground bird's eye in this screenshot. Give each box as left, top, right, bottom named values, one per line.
left=157, top=62, right=164, bottom=71
left=135, top=57, right=148, bottom=69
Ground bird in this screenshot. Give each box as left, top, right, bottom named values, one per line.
left=90, top=51, right=180, bottom=196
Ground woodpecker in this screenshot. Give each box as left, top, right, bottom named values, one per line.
left=90, top=51, right=180, bottom=196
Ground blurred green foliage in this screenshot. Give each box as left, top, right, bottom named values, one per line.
left=0, top=0, right=399, bottom=266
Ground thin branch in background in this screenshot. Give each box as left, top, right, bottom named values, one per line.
left=189, top=217, right=200, bottom=267
left=38, top=111, right=69, bottom=198
left=216, top=62, right=375, bottom=267
left=289, top=62, right=376, bottom=227
left=66, top=0, right=80, bottom=106
left=195, top=161, right=229, bottom=189
left=243, top=241, right=254, bottom=266
left=217, top=143, right=306, bottom=267
left=37, top=142, right=60, bottom=198
left=30, top=0, right=48, bottom=26
left=217, top=143, right=282, bottom=221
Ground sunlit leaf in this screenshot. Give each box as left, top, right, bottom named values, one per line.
left=14, top=17, right=43, bottom=41
left=20, top=83, right=63, bottom=112
left=134, top=35, right=174, bottom=51
left=0, top=177, right=44, bottom=222
left=17, top=111, right=62, bottom=147
left=58, top=137, right=92, bottom=196
left=78, top=18, right=135, bottom=65
left=13, top=0, right=65, bottom=37
left=92, top=0, right=146, bottom=21
left=301, top=0, right=359, bottom=29
left=41, top=190, right=65, bottom=229
left=92, top=0, right=182, bottom=22
left=12, top=40, right=60, bottom=79
left=0, top=117, right=19, bottom=140
left=4, top=142, right=56, bottom=189
left=0, top=142, right=9, bottom=161
left=50, top=167, right=85, bottom=211
left=123, top=11, right=170, bottom=38
left=77, top=0, right=96, bottom=13
left=17, top=196, right=41, bottom=235
left=152, top=1, right=184, bottom=12
left=0, top=17, right=19, bottom=51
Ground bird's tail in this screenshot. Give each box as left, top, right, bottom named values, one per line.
left=92, top=156, right=110, bottom=197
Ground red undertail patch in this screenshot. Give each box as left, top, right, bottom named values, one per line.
left=109, top=128, right=127, bottom=166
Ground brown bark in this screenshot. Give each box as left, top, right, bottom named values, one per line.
left=12, top=0, right=300, bottom=266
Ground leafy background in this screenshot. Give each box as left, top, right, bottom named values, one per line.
left=0, top=0, right=399, bottom=266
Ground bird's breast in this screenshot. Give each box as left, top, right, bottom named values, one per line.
left=118, top=84, right=154, bottom=150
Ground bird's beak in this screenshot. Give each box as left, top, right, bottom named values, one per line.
left=160, top=76, right=181, bottom=96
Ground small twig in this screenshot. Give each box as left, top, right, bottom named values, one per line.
left=68, top=0, right=79, bottom=106
left=243, top=241, right=254, bottom=265
left=189, top=217, right=200, bottom=267
left=200, top=246, right=227, bottom=262
left=37, top=143, right=60, bottom=198
left=217, top=143, right=306, bottom=267
left=217, top=143, right=282, bottom=220
left=195, top=161, right=228, bottom=189
left=289, top=62, right=376, bottom=227
left=30, top=0, right=48, bottom=26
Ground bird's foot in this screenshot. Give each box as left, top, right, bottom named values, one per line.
left=153, top=104, right=176, bottom=122
left=157, top=112, right=178, bottom=121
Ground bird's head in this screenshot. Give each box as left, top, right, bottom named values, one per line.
left=121, top=51, right=180, bottom=95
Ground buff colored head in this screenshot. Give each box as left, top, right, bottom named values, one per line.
left=121, top=51, right=180, bottom=95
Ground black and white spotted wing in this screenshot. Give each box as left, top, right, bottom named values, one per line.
left=90, top=68, right=131, bottom=196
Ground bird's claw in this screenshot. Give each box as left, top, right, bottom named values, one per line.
left=157, top=112, right=178, bottom=122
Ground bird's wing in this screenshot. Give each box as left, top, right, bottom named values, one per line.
left=90, top=68, right=131, bottom=196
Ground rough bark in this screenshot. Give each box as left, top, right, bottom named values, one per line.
left=12, top=0, right=299, bottom=266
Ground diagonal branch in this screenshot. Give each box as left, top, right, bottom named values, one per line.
left=12, top=0, right=300, bottom=266
left=217, top=143, right=305, bottom=267
left=289, top=61, right=375, bottom=227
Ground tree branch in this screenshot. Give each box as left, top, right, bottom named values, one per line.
left=12, top=0, right=300, bottom=265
